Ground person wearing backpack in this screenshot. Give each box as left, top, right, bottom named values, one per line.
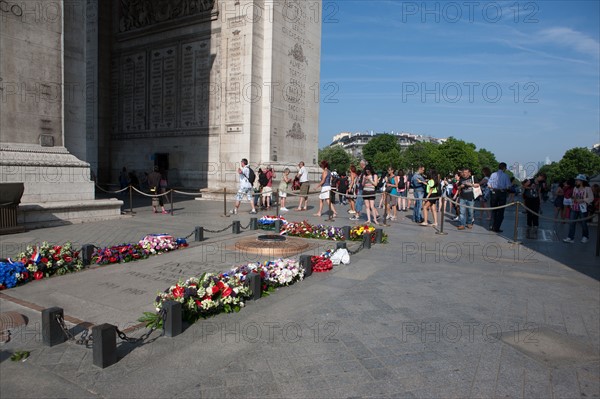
left=230, top=158, right=257, bottom=215
left=522, top=173, right=545, bottom=239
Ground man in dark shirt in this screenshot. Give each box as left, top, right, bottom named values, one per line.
left=457, top=168, right=479, bottom=230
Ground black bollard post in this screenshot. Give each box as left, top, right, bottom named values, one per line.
left=232, top=220, right=241, bottom=234
left=247, top=273, right=262, bottom=300
left=250, top=218, right=258, bottom=230
left=363, top=232, right=372, bottom=249
left=81, top=244, right=96, bottom=266
left=195, top=226, right=204, bottom=242
left=163, top=301, right=182, bottom=338
left=342, top=226, right=351, bottom=241
left=92, top=323, right=117, bottom=368
left=42, top=307, right=66, bottom=347
left=336, top=242, right=347, bottom=250
left=274, top=219, right=282, bottom=233
left=299, top=255, right=313, bottom=277
left=374, top=228, right=383, bottom=244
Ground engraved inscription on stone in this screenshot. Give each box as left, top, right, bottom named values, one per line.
left=120, top=52, right=147, bottom=132
left=181, top=40, right=210, bottom=128
left=226, top=28, right=244, bottom=128
left=150, top=47, right=177, bottom=130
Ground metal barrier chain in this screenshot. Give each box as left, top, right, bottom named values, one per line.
left=115, top=327, right=142, bottom=343
left=183, top=230, right=195, bottom=240
left=348, top=241, right=365, bottom=255
left=204, top=223, right=234, bottom=234
left=55, top=313, right=94, bottom=347
left=240, top=222, right=251, bottom=230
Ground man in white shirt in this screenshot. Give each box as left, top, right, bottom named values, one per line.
left=296, top=161, right=310, bottom=211
left=230, top=158, right=257, bottom=215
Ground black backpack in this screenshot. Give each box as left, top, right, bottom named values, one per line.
left=397, top=176, right=406, bottom=190
left=258, top=172, right=269, bottom=187
left=247, top=167, right=256, bottom=184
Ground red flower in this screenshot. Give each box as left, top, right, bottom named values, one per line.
left=222, top=286, right=233, bottom=297
left=40, top=257, right=49, bottom=264
left=53, top=254, right=59, bottom=261
left=260, top=270, right=266, bottom=279
left=63, top=256, right=72, bottom=263
left=216, top=281, right=225, bottom=291
left=21, top=257, right=27, bottom=264
left=211, top=285, right=220, bottom=295
left=172, top=284, right=185, bottom=298
left=109, top=256, right=117, bottom=263
left=73, top=251, right=79, bottom=257
left=22, top=272, right=29, bottom=280
left=33, top=271, right=44, bottom=280
left=53, top=246, right=61, bottom=252
left=195, top=300, right=202, bottom=308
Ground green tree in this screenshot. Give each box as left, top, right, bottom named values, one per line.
left=318, top=145, right=352, bottom=174
left=437, top=137, right=479, bottom=176
left=554, top=147, right=600, bottom=182
left=362, top=134, right=401, bottom=165
left=400, top=142, right=440, bottom=173
left=477, top=148, right=498, bottom=175
left=373, top=148, right=402, bottom=172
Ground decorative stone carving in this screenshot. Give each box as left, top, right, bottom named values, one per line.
left=119, top=0, right=216, bottom=32
left=286, top=122, right=305, bottom=140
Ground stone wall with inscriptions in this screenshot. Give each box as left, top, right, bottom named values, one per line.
left=269, top=0, right=321, bottom=167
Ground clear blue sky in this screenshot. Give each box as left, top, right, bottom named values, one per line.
left=318, top=0, right=600, bottom=168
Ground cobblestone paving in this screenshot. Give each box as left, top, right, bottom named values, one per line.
left=1, top=198, right=598, bottom=398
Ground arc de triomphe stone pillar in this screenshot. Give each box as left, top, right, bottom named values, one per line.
left=0, top=0, right=122, bottom=227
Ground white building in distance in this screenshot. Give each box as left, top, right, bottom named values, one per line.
left=329, top=131, right=446, bottom=158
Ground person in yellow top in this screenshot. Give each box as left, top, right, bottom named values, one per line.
left=420, top=169, right=439, bottom=227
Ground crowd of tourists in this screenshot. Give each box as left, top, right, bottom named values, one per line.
left=229, top=158, right=598, bottom=243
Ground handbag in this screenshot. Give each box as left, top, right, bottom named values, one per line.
left=473, top=186, right=483, bottom=199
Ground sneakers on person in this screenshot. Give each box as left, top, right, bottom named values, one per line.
left=581, top=237, right=589, bottom=243
left=452, top=216, right=459, bottom=221
left=563, top=237, right=574, bottom=243
left=348, top=210, right=356, bottom=214
left=457, top=226, right=465, bottom=230
left=229, top=208, right=237, bottom=215
left=249, top=209, right=257, bottom=214
left=349, top=216, right=360, bottom=221
left=280, top=207, right=289, bottom=212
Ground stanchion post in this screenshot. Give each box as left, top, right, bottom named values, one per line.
left=300, top=255, right=313, bottom=277
left=232, top=221, right=241, bottom=234
left=195, top=227, right=204, bottom=242
left=163, top=301, right=182, bottom=338
left=592, top=214, right=600, bottom=256
left=42, top=307, right=66, bottom=347
left=250, top=218, right=258, bottom=230
left=170, top=190, right=174, bottom=216
left=92, top=324, right=117, bottom=368
left=512, top=202, right=520, bottom=244
left=436, top=197, right=448, bottom=235
left=223, top=187, right=228, bottom=217
left=336, top=242, right=347, bottom=250
left=129, top=185, right=133, bottom=214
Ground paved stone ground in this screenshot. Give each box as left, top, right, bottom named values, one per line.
left=1, top=194, right=598, bottom=398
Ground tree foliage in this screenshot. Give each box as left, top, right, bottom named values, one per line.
left=362, top=134, right=401, bottom=166
left=318, top=145, right=352, bottom=174
left=539, top=148, right=600, bottom=182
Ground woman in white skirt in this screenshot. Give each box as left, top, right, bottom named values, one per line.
left=314, top=160, right=337, bottom=218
